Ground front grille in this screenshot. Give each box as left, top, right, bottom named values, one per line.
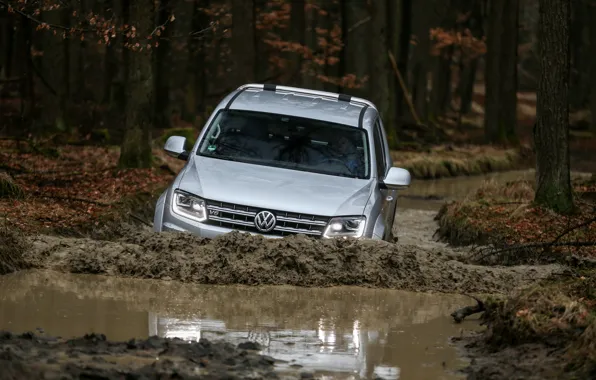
left=204, top=199, right=329, bottom=237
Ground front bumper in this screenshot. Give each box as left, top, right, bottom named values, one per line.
left=161, top=219, right=286, bottom=239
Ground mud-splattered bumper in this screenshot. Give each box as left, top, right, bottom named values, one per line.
left=161, top=219, right=285, bottom=239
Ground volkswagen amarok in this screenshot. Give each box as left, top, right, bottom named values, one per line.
left=153, top=84, right=411, bottom=241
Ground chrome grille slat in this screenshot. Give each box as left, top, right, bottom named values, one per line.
left=276, top=215, right=327, bottom=226
left=274, top=226, right=322, bottom=236
left=204, top=199, right=329, bottom=237
left=208, top=215, right=255, bottom=227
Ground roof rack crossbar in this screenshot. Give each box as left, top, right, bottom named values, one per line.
left=236, top=83, right=377, bottom=110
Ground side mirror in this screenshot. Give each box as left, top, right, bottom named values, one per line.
left=164, top=136, right=189, bottom=161
left=382, top=167, right=411, bottom=190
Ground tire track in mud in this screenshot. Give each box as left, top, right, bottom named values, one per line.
left=21, top=209, right=563, bottom=294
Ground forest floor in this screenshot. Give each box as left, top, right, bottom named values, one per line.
left=435, top=176, right=596, bottom=379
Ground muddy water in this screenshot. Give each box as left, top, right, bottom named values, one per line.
left=0, top=270, right=478, bottom=380
left=398, top=169, right=536, bottom=211
left=1, top=170, right=559, bottom=379
left=398, top=169, right=592, bottom=211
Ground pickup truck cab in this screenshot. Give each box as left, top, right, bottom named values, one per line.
left=153, top=84, right=411, bottom=241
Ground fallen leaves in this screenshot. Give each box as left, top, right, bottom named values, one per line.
left=0, top=141, right=176, bottom=234
left=445, top=178, right=596, bottom=257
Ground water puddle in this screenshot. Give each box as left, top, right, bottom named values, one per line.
left=0, top=270, right=480, bottom=379
left=398, top=169, right=536, bottom=211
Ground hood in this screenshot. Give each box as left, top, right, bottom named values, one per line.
left=177, top=156, right=373, bottom=216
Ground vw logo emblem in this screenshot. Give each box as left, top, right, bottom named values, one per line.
left=254, top=210, right=276, bottom=232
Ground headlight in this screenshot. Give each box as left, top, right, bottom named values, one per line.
left=171, top=190, right=207, bottom=222
left=323, top=216, right=366, bottom=238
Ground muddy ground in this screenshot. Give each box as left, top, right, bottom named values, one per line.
left=0, top=206, right=580, bottom=379
left=18, top=222, right=564, bottom=295
left=452, top=333, right=570, bottom=380
left=0, top=331, right=309, bottom=380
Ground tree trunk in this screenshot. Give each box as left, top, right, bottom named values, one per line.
left=118, top=0, right=154, bottom=169
left=534, top=0, right=574, bottom=214
left=188, top=0, right=208, bottom=123
left=368, top=0, right=390, bottom=123
left=394, top=0, right=412, bottom=123
left=341, top=0, right=370, bottom=98
left=38, top=9, right=65, bottom=131
left=429, top=0, right=453, bottom=119
left=1, top=11, right=15, bottom=79
left=430, top=47, right=453, bottom=117
left=323, top=2, right=340, bottom=93
left=289, top=0, right=305, bottom=87
left=589, top=1, right=596, bottom=133
left=457, top=0, right=483, bottom=115
left=410, top=0, right=433, bottom=122
left=499, top=0, right=519, bottom=144
left=458, top=58, right=477, bottom=114
left=231, top=0, right=256, bottom=86
left=103, top=0, right=116, bottom=104
left=484, top=0, right=518, bottom=144
left=386, top=0, right=405, bottom=145
left=19, top=17, right=34, bottom=127
left=569, top=0, right=589, bottom=110
left=154, top=0, right=173, bottom=129
left=484, top=0, right=503, bottom=139
left=61, top=3, right=71, bottom=130
left=304, top=4, right=324, bottom=90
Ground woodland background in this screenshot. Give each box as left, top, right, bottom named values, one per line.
left=2, top=0, right=594, bottom=148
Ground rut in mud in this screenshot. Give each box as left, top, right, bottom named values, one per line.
left=21, top=224, right=563, bottom=294
left=0, top=331, right=291, bottom=380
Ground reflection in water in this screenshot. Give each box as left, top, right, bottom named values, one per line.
left=0, top=271, right=479, bottom=379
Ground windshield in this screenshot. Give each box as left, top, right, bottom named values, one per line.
left=197, top=109, right=370, bottom=179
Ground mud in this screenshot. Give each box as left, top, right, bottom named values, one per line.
left=21, top=227, right=563, bottom=294
left=452, top=333, right=570, bottom=380
left=0, top=331, right=296, bottom=380
left=0, top=270, right=479, bottom=379
left=0, top=224, right=29, bottom=275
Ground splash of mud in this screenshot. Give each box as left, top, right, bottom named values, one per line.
left=0, top=331, right=293, bottom=380
left=23, top=230, right=563, bottom=293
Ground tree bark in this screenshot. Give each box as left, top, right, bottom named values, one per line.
left=430, top=47, right=453, bottom=117
left=38, top=9, right=65, bottom=131
left=569, top=0, right=590, bottom=110
left=322, top=2, right=340, bottom=93
left=1, top=9, right=15, bottom=80
left=289, top=0, right=305, bottom=87
left=118, top=0, right=154, bottom=169
left=458, top=58, right=477, bottom=115
left=410, top=0, right=433, bottom=122
left=188, top=0, right=208, bottom=123
left=341, top=0, right=370, bottom=98
left=103, top=0, right=116, bottom=104
left=154, top=0, right=173, bottom=129
left=395, top=0, right=412, bottom=123
left=429, top=0, right=454, bottom=119
left=457, top=0, right=483, bottom=115
left=484, top=0, right=519, bottom=145
left=386, top=0, right=406, bottom=145
left=499, top=0, right=519, bottom=144
left=589, top=1, right=596, bottom=133
left=534, top=0, right=574, bottom=214
left=368, top=0, right=390, bottom=124
left=231, top=0, right=256, bottom=86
